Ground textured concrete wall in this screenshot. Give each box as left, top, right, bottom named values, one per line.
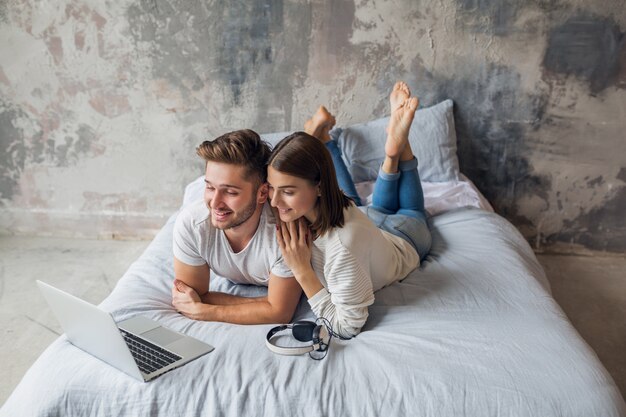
left=0, top=0, right=625, bottom=252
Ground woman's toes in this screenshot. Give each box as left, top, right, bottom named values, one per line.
left=398, top=81, right=410, bottom=96
left=304, top=118, right=315, bottom=135
left=304, top=105, right=336, bottom=142
left=407, top=97, right=419, bottom=113
left=390, top=81, right=410, bottom=112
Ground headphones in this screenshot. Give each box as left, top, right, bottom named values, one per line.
left=266, top=320, right=330, bottom=357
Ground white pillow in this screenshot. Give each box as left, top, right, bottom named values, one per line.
left=332, top=99, right=460, bottom=183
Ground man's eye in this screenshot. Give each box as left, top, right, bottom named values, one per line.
left=226, top=191, right=238, bottom=196
left=206, top=186, right=214, bottom=191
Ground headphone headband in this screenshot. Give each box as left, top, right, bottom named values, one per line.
left=266, top=321, right=330, bottom=356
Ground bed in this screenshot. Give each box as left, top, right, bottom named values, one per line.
left=2, top=101, right=625, bottom=416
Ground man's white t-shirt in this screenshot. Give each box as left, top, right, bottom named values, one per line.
left=173, top=200, right=292, bottom=285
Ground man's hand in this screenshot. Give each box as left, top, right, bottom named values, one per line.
left=172, top=279, right=210, bottom=320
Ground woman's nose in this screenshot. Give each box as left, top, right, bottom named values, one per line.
left=270, top=193, right=279, bottom=207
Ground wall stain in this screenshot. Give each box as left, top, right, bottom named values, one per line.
left=455, top=0, right=562, bottom=36
left=457, top=0, right=524, bottom=35
left=0, top=1, right=8, bottom=24
left=619, top=39, right=626, bottom=88
left=409, top=60, right=551, bottom=226
left=88, top=92, right=131, bottom=118
left=0, top=97, right=104, bottom=203
left=217, top=1, right=279, bottom=103
left=126, top=0, right=312, bottom=132
left=50, top=124, right=102, bottom=167
left=81, top=191, right=148, bottom=212
left=543, top=13, right=625, bottom=94
left=0, top=102, right=27, bottom=203
left=0, top=67, right=9, bottom=87
left=548, top=185, right=626, bottom=251
left=317, top=0, right=355, bottom=67
left=586, top=175, right=604, bottom=188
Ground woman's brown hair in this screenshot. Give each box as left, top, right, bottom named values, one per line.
left=268, top=132, right=352, bottom=237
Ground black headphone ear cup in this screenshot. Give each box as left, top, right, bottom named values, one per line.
left=312, top=325, right=322, bottom=345
left=292, top=321, right=316, bottom=342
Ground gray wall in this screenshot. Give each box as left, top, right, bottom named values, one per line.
left=1, top=0, right=625, bottom=253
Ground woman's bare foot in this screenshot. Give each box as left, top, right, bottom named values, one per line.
left=385, top=96, right=419, bottom=159
left=390, top=81, right=410, bottom=113
left=304, top=106, right=336, bottom=143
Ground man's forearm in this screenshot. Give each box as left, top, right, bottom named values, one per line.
left=200, top=291, right=267, bottom=306
left=192, top=299, right=292, bottom=325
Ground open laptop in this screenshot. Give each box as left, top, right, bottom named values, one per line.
left=37, top=280, right=214, bottom=382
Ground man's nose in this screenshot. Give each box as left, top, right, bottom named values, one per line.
left=211, top=190, right=225, bottom=207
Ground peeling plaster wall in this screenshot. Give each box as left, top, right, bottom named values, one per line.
left=0, top=0, right=625, bottom=252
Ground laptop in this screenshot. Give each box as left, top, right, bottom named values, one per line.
left=37, top=280, right=214, bottom=382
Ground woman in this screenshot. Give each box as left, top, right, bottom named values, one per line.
left=267, top=82, right=432, bottom=338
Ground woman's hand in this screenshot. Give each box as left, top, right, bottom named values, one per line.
left=172, top=279, right=208, bottom=320
left=276, top=217, right=313, bottom=277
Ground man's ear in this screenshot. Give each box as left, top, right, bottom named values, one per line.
left=258, top=183, right=269, bottom=204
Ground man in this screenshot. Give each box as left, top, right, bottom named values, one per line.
left=171, top=129, right=302, bottom=324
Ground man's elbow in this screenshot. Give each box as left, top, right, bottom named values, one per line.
left=275, top=310, right=296, bottom=324
left=270, top=305, right=296, bottom=324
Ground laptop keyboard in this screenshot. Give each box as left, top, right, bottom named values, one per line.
left=120, top=330, right=182, bottom=374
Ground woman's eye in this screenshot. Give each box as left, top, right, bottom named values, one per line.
left=283, top=191, right=294, bottom=196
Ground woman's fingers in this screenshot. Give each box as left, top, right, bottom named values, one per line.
left=287, top=220, right=298, bottom=246
left=280, top=220, right=292, bottom=246
left=298, top=218, right=308, bottom=245
left=306, top=224, right=312, bottom=247
left=278, top=218, right=312, bottom=251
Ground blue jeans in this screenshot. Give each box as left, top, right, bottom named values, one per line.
left=326, top=140, right=432, bottom=260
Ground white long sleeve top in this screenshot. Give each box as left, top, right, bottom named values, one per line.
left=307, top=205, right=420, bottom=338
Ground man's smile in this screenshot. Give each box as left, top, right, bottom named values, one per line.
left=212, top=209, right=233, bottom=221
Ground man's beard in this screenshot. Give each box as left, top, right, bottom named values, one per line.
left=210, top=197, right=259, bottom=230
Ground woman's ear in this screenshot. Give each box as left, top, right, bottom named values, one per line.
left=258, top=183, right=269, bottom=204
left=316, top=182, right=321, bottom=197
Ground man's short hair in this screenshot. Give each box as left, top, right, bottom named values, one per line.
left=196, top=129, right=272, bottom=185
